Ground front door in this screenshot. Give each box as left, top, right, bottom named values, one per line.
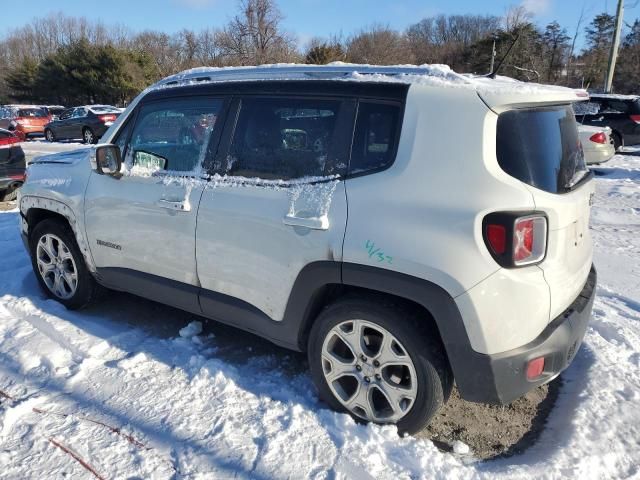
left=196, top=95, right=352, bottom=321
left=84, top=95, right=225, bottom=311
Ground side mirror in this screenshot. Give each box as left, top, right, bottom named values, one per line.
left=95, top=144, right=122, bottom=175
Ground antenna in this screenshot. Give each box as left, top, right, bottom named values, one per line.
left=488, top=34, right=520, bottom=79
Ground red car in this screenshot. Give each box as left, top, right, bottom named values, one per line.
left=0, top=105, right=51, bottom=140
left=0, top=129, right=26, bottom=201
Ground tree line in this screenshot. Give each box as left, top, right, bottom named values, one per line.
left=1, top=0, right=638, bottom=106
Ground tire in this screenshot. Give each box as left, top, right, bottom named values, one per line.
left=308, top=296, right=452, bottom=435
left=29, top=219, right=100, bottom=309
left=45, top=129, right=55, bottom=142
left=612, top=132, right=623, bottom=151
left=1, top=185, right=20, bottom=201
left=82, top=127, right=96, bottom=144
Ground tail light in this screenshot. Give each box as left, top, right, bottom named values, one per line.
left=0, top=136, right=20, bottom=146
left=630, top=114, right=640, bottom=125
left=98, top=114, right=117, bottom=123
left=589, top=132, right=607, bottom=144
left=483, top=212, right=548, bottom=268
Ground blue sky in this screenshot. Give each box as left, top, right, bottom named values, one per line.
left=1, top=0, right=637, bottom=52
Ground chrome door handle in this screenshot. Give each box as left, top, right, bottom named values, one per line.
left=283, top=214, right=328, bottom=230
left=156, top=199, right=191, bottom=212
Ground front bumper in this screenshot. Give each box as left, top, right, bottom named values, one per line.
left=457, top=265, right=596, bottom=404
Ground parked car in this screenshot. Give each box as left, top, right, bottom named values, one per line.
left=18, top=65, right=596, bottom=434
left=575, top=94, right=640, bottom=150
left=44, top=105, right=121, bottom=144
left=0, top=128, right=26, bottom=201
left=41, top=105, right=67, bottom=120
left=0, top=105, right=50, bottom=140
left=578, top=125, right=615, bottom=165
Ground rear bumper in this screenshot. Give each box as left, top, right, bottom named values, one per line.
left=584, top=146, right=615, bottom=165
left=456, top=265, right=596, bottom=404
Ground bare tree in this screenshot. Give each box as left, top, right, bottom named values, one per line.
left=346, top=25, right=412, bottom=65
left=217, top=0, right=298, bottom=65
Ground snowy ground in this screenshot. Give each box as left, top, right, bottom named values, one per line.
left=1, top=150, right=639, bottom=479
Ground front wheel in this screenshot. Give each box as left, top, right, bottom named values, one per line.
left=29, top=219, right=100, bottom=309
left=308, top=297, right=452, bottom=434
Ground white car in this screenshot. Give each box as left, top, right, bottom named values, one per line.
left=18, top=65, right=596, bottom=434
left=578, top=124, right=615, bottom=165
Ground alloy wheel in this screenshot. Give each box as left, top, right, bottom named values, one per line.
left=321, top=319, right=418, bottom=423
left=84, top=129, right=94, bottom=144
left=36, top=234, right=78, bottom=300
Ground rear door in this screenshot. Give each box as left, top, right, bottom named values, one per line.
left=195, top=93, right=351, bottom=321
left=84, top=95, right=225, bottom=310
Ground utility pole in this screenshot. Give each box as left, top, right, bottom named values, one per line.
left=604, top=0, right=624, bottom=93
left=489, top=33, right=498, bottom=74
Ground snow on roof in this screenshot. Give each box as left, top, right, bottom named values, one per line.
left=154, top=62, right=585, bottom=98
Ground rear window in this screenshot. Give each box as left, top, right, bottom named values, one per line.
left=497, top=106, right=588, bottom=194
left=90, top=106, right=120, bottom=113
left=17, top=108, right=47, bottom=118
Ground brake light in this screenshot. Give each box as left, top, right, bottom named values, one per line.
left=0, top=136, right=20, bottom=146
left=589, top=132, right=607, bottom=144
left=483, top=213, right=547, bottom=267
left=98, top=114, right=117, bottom=123
left=630, top=114, right=640, bottom=125
left=486, top=224, right=506, bottom=254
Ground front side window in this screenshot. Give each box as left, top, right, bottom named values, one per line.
left=126, top=98, right=223, bottom=173
left=59, top=109, right=73, bottom=120
left=349, top=102, right=401, bottom=175
left=222, top=97, right=342, bottom=180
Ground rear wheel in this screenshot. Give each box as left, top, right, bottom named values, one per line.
left=612, top=131, right=623, bottom=151
left=308, top=296, right=452, bottom=434
left=29, top=219, right=100, bottom=309
left=82, top=127, right=96, bottom=144
left=45, top=129, right=55, bottom=142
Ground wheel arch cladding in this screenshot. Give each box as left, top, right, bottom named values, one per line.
left=333, top=263, right=483, bottom=399
left=20, top=196, right=96, bottom=272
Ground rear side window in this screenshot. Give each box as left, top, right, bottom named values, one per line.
left=497, top=106, right=588, bottom=194
left=224, top=97, right=343, bottom=180
left=349, top=102, right=401, bottom=175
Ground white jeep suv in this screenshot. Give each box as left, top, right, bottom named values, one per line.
left=18, top=65, right=597, bottom=434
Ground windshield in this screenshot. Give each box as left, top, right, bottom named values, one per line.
left=17, top=108, right=47, bottom=118
left=496, top=105, right=588, bottom=194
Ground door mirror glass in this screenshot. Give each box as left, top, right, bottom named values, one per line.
left=95, top=144, right=122, bottom=175
left=133, top=150, right=167, bottom=171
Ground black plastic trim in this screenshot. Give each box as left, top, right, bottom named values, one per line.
left=95, top=262, right=341, bottom=350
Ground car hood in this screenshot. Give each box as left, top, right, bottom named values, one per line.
left=29, top=148, right=91, bottom=166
